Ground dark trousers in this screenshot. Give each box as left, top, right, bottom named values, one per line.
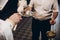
left=32, top=18, right=51, bottom=40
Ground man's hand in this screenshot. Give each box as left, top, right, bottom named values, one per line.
left=50, top=12, right=58, bottom=25
left=8, top=13, right=22, bottom=24
left=50, top=19, right=56, bottom=25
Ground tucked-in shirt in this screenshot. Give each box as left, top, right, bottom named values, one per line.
left=28, top=0, right=59, bottom=20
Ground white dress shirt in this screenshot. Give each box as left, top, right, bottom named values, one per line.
left=28, top=0, right=59, bottom=20
left=0, top=19, right=14, bottom=40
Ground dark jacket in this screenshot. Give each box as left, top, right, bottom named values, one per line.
left=0, top=0, right=18, bottom=20
left=26, top=0, right=30, bottom=5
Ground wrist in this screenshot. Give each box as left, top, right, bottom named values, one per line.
left=5, top=19, right=16, bottom=26
left=51, top=18, right=55, bottom=20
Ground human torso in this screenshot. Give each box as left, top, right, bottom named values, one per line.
left=32, top=0, right=54, bottom=20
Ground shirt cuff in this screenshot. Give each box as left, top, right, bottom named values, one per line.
left=5, top=19, right=16, bottom=28
left=53, top=10, right=59, bottom=13
left=5, top=19, right=17, bottom=31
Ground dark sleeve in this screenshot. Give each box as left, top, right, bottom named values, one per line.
left=0, top=0, right=18, bottom=20
left=26, top=0, right=30, bottom=5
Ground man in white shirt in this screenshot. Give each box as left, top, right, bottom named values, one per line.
left=0, top=13, right=22, bottom=40
left=24, top=0, right=59, bottom=40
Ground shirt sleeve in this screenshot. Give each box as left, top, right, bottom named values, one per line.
left=0, top=19, right=14, bottom=40
left=28, top=0, right=34, bottom=7
left=5, top=19, right=15, bottom=29
left=0, top=19, right=13, bottom=30
left=52, top=0, right=59, bottom=12
left=5, top=19, right=17, bottom=31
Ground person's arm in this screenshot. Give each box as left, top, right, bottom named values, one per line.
left=0, top=13, right=22, bottom=40
left=52, top=0, right=59, bottom=20
left=5, top=13, right=22, bottom=29
left=50, top=0, right=59, bottom=25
